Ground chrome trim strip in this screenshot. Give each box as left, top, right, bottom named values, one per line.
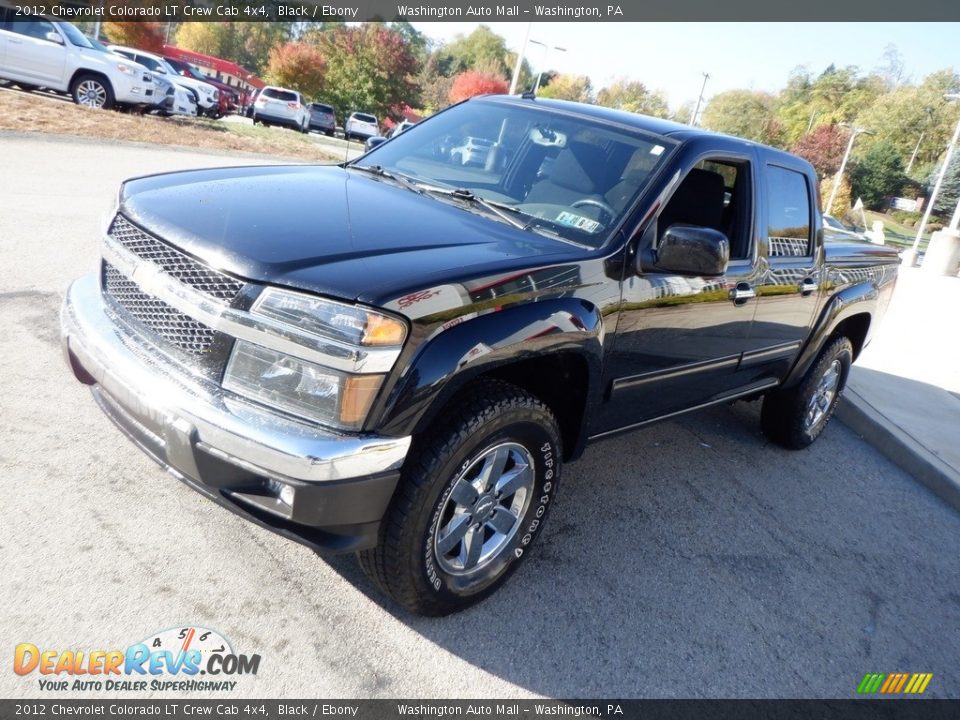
left=611, top=353, right=742, bottom=393
left=739, top=341, right=802, bottom=367
left=102, top=236, right=402, bottom=374
left=63, top=275, right=411, bottom=483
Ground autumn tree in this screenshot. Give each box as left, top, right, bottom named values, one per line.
left=102, top=22, right=165, bottom=53
left=313, top=24, right=419, bottom=123
left=702, top=90, right=784, bottom=146
left=175, top=22, right=294, bottom=74
left=820, top=174, right=853, bottom=218
left=265, top=42, right=326, bottom=100
left=791, top=124, right=851, bottom=178
left=538, top=74, right=592, bottom=103
left=448, top=70, right=508, bottom=103
left=596, top=80, right=669, bottom=118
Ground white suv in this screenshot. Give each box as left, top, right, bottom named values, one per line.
left=108, top=45, right=219, bottom=116
left=0, top=13, right=154, bottom=109
left=345, top=112, right=379, bottom=141
left=252, top=86, right=310, bottom=132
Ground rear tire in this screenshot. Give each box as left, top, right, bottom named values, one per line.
left=71, top=74, right=113, bottom=110
left=358, top=380, right=562, bottom=616
left=761, top=336, right=853, bottom=449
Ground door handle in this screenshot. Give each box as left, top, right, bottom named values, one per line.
left=729, top=282, right=756, bottom=304
left=799, top=278, right=817, bottom=296
left=9, top=38, right=22, bottom=43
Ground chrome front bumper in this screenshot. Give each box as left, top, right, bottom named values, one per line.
left=61, top=275, right=410, bottom=551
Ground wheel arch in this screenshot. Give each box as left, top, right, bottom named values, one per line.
left=69, top=69, right=113, bottom=96
left=373, top=298, right=605, bottom=462
left=782, top=281, right=877, bottom=387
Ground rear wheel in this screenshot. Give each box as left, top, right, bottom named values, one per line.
left=761, top=336, right=853, bottom=449
left=359, top=380, right=562, bottom=616
left=71, top=74, right=113, bottom=110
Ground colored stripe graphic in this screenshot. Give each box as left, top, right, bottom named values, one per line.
left=858, top=672, right=933, bottom=694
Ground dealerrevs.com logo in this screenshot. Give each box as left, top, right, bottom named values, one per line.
left=14, top=626, right=261, bottom=692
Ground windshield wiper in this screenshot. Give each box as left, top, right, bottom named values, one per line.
left=347, top=164, right=425, bottom=195
left=417, top=185, right=528, bottom=230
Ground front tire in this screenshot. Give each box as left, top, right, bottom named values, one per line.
left=761, top=336, right=853, bottom=449
left=359, top=381, right=562, bottom=616
left=71, top=74, right=113, bottom=110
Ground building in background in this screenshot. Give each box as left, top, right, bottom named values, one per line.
left=162, top=45, right=263, bottom=105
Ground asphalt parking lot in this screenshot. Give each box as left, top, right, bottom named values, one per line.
left=2, top=134, right=959, bottom=700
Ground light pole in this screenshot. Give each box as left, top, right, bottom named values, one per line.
left=826, top=124, right=872, bottom=215
left=508, top=22, right=532, bottom=96
left=908, top=94, right=960, bottom=264
left=689, top=72, right=710, bottom=126
left=529, top=39, right=566, bottom=93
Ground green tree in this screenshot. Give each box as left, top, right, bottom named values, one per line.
left=702, top=90, right=784, bottom=146
left=538, top=74, right=592, bottom=103
left=929, top=155, right=960, bottom=217
left=670, top=101, right=694, bottom=125
left=595, top=80, right=669, bottom=118
left=849, top=142, right=906, bottom=210
left=854, top=69, right=960, bottom=173
left=435, top=25, right=513, bottom=80
left=314, top=24, right=419, bottom=123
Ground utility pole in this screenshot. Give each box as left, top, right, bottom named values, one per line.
left=689, top=72, right=710, bottom=126
left=508, top=22, right=532, bottom=95
left=827, top=124, right=871, bottom=214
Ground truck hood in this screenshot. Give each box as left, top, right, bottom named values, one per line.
left=118, top=164, right=575, bottom=307
left=824, top=235, right=901, bottom=265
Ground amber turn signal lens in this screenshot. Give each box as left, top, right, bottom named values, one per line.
left=340, top=375, right=383, bottom=427
left=362, top=314, right=406, bottom=346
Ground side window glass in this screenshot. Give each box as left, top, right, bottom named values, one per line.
left=657, top=157, right=752, bottom=261
left=767, top=166, right=812, bottom=257
left=11, top=19, right=55, bottom=40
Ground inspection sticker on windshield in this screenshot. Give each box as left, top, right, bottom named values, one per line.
left=556, top=211, right=602, bottom=233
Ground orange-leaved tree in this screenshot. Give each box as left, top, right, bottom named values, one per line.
left=265, top=42, right=327, bottom=100
left=448, top=71, right=508, bottom=104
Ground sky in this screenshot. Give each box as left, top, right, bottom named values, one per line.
left=411, top=22, right=960, bottom=109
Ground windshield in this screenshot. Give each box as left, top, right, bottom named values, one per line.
left=60, top=22, right=93, bottom=49
left=358, top=99, right=673, bottom=247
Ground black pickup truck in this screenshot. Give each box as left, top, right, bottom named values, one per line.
left=62, top=95, right=899, bottom=615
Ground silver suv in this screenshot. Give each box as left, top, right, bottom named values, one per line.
left=252, top=86, right=310, bottom=132
left=0, top=11, right=153, bottom=109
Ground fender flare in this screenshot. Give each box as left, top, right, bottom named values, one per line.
left=374, top=297, right=606, bottom=450
left=782, top=280, right=878, bottom=387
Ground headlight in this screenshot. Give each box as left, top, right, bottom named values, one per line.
left=223, top=341, right=383, bottom=429
left=252, top=288, right=406, bottom=347
left=224, top=289, right=407, bottom=429
left=116, top=63, right=135, bottom=76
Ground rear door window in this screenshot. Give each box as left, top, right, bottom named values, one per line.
left=766, top=165, right=812, bottom=257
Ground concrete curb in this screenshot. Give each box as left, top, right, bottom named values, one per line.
left=836, top=389, right=960, bottom=513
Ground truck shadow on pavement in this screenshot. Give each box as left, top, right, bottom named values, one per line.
left=322, top=400, right=960, bottom=698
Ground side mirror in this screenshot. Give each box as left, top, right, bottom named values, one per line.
left=364, top=136, right=387, bottom=152
left=643, top=224, right=729, bottom=276
left=45, top=30, right=64, bottom=44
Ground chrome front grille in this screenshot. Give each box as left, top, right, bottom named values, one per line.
left=108, top=215, right=243, bottom=302
left=104, top=262, right=217, bottom=355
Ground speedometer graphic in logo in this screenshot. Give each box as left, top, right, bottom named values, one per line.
left=139, top=626, right=232, bottom=673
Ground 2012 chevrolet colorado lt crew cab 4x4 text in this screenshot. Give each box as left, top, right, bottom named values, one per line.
left=62, top=96, right=899, bottom=615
